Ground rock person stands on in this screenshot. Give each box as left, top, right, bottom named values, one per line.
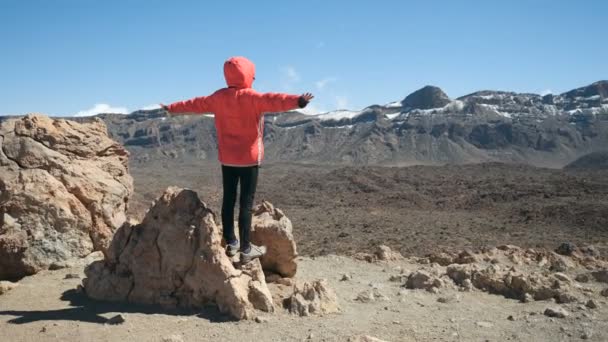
left=161, top=56, right=314, bottom=262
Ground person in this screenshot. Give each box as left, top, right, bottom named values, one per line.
left=160, top=56, right=314, bottom=263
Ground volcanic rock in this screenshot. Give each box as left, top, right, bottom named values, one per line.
left=250, top=201, right=298, bottom=277
left=0, top=114, right=133, bottom=280
left=83, top=187, right=273, bottom=320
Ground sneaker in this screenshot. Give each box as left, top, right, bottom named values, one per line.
left=240, top=244, right=267, bottom=263
left=226, top=240, right=240, bottom=257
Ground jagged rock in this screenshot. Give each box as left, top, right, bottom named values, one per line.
left=601, top=288, right=608, bottom=297
left=374, top=245, right=403, bottom=261
left=0, top=280, right=19, bottom=295
left=83, top=187, right=273, bottom=320
left=340, top=274, right=352, bottom=281
left=428, top=252, right=454, bottom=266
left=454, top=250, right=478, bottom=264
left=585, top=299, right=598, bottom=309
left=405, top=270, right=443, bottom=291
left=0, top=115, right=133, bottom=280
left=544, top=307, right=569, bottom=318
left=286, top=279, right=339, bottom=316
left=250, top=201, right=298, bottom=278
left=555, top=242, right=577, bottom=256
left=446, top=264, right=478, bottom=286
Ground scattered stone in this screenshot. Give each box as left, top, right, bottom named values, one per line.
left=475, top=321, right=494, bottom=328
left=575, top=274, right=590, bottom=283
left=0, top=115, right=133, bottom=280
left=374, top=245, right=403, bottom=261
left=553, top=273, right=572, bottom=282
left=64, top=274, right=80, bottom=279
left=83, top=188, right=274, bottom=320
left=601, top=288, right=608, bottom=297
left=286, top=279, right=339, bottom=316
left=428, top=287, right=440, bottom=294
left=461, top=279, right=474, bottom=292
left=340, top=274, right=352, bottom=281
left=106, top=314, right=125, bottom=325
left=437, top=295, right=460, bottom=304
left=161, top=335, right=184, bottom=342
left=254, top=316, right=268, bottom=323
left=250, top=201, right=298, bottom=278
left=579, top=245, right=601, bottom=258
left=428, top=252, right=454, bottom=266
left=585, top=300, right=598, bottom=309
left=581, top=330, right=593, bottom=340
left=0, top=281, right=19, bottom=295
left=454, top=250, right=478, bottom=264
left=544, top=307, right=569, bottom=318
left=555, top=242, right=577, bottom=256
left=507, top=315, right=515, bottom=321
left=405, top=270, right=443, bottom=291
left=49, top=261, right=73, bottom=270
left=389, top=275, right=406, bottom=282
left=591, top=269, right=608, bottom=283
left=355, top=290, right=375, bottom=303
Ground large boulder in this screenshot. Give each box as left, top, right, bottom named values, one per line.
left=0, top=114, right=133, bottom=280
left=83, top=187, right=274, bottom=320
left=251, top=201, right=298, bottom=278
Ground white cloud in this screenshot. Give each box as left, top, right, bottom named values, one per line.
left=335, top=96, right=349, bottom=109
left=281, top=66, right=300, bottom=83
left=540, top=89, right=553, bottom=96
left=315, top=77, right=337, bottom=91
left=141, top=104, right=161, bottom=110
left=74, top=103, right=128, bottom=117
left=298, top=103, right=326, bottom=115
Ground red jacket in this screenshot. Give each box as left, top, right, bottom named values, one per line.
left=166, top=56, right=301, bottom=166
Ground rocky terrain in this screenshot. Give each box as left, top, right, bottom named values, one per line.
left=127, top=160, right=608, bottom=258
left=1, top=108, right=608, bottom=341
left=62, top=80, right=608, bottom=168
left=1, top=241, right=607, bottom=341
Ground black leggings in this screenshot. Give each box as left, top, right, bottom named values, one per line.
left=221, top=165, right=259, bottom=250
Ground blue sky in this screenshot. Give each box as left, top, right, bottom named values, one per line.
left=0, top=0, right=606, bottom=116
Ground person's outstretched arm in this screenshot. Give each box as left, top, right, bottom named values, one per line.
left=254, top=92, right=314, bottom=116
left=161, top=95, right=215, bottom=116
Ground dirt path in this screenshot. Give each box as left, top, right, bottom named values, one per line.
left=1, top=254, right=606, bottom=342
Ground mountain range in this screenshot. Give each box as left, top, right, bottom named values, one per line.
left=38, top=80, right=608, bottom=167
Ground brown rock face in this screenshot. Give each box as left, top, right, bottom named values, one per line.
left=251, top=201, right=298, bottom=278
left=0, top=115, right=133, bottom=280
left=83, top=187, right=274, bottom=320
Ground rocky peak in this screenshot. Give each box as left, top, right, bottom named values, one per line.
left=561, top=80, right=608, bottom=100
left=401, top=86, right=451, bottom=110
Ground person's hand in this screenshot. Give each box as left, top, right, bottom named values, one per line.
left=159, top=103, right=171, bottom=116
left=298, top=93, right=314, bottom=108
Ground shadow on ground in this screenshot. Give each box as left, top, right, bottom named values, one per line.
left=0, top=289, right=236, bottom=325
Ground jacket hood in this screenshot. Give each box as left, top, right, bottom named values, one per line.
left=224, top=56, right=255, bottom=89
